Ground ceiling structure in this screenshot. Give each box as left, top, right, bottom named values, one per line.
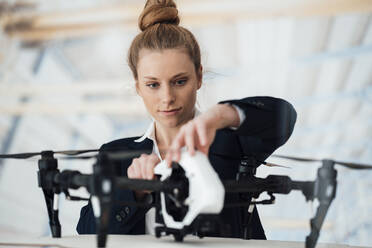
left=0, top=0, right=371, bottom=246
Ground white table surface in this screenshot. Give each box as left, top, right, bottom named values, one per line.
left=0, top=234, right=369, bottom=248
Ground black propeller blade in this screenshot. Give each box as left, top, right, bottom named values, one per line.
left=0, top=152, right=41, bottom=159
left=58, top=150, right=151, bottom=161
left=334, top=160, right=372, bottom=170
left=271, top=154, right=320, bottom=162
left=272, top=154, right=372, bottom=170
left=0, top=149, right=99, bottom=159
left=54, top=149, right=99, bottom=156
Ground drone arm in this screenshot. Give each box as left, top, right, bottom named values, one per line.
left=291, top=180, right=315, bottom=202
left=54, top=170, right=167, bottom=196
left=115, top=177, right=178, bottom=192
left=224, top=175, right=295, bottom=194
left=224, top=172, right=330, bottom=248
left=224, top=175, right=315, bottom=205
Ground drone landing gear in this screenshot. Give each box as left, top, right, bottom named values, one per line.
left=154, top=214, right=231, bottom=241
left=37, top=151, right=61, bottom=238
left=155, top=226, right=185, bottom=242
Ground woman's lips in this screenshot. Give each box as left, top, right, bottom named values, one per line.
left=159, top=107, right=182, bottom=116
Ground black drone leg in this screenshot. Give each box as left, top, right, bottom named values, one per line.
left=306, top=160, right=337, bottom=248
left=173, top=233, right=184, bottom=242
left=95, top=197, right=112, bottom=248
left=242, top=204, right=255, bottom=239
left=306, top=203, right=331, bottom=248
left=41, top=189, right=61, bottom=238
left=38, top=151, right=62, bottom=238
left=155, top=227, right=162, bottom=238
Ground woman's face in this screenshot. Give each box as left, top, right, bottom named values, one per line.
left=136, top=48, right=202, bottom=128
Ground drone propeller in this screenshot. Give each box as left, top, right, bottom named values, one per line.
left=1, top=149, right=294, bottom=171
left=1, top=147, right=292, bottom=170
left=0, top=152, right=41, bottom=159
left=0, top=149, right=99, bottom=159
left=271, top=154, right=372, bottom=170
left=58, top=150, right=152, bottom=161
left=54, top=149, right=99, bottom=156
left=0, top=148, right=153, bottom=161
left=333, top=160, right=372, bottom=170
left=58, top=155, right=94, bottom=160
left=271, top=154, right=319, bottom=162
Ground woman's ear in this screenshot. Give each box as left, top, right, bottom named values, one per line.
left=197, top=65, right=203, bottom=90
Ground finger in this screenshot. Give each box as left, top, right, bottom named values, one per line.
left=145, top=164, right=154, bottom=180
left=128, top=158, right=139, bottom=178
left=171, top=129, right=186, bottom=163
left=127, top=166, right=133, bottom=179
left=135, top=154, right=147, bottom=179
left=129, top=164, right=139, bottom=179
left=147, top=154, right=159, bottom=179
left=165, top=151, right=172, bottom=168
left=140, top=158, right=148, bottom=180
left=185, top=124, right=195, bottom=156
left=172, top=141, right=183, bottom=163
left=133, top=161, right=142, bottom=179
left=195, top=124, right=209, bottom=154
left=195, top=121, right=207, bottom=147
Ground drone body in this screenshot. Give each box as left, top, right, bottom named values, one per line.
left=152, top=150, right=225, bottom=241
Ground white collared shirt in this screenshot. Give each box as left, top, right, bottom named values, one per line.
left=133, top=105, right=245, bottom=234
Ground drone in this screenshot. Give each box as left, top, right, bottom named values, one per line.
left=0, top=148, right=371, bottom=248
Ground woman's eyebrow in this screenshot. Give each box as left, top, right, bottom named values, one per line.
left=170, top=72, right=188, bottom=79
left=143, top=76, right=157, bottom=80
left=144, top=72, right=188, bottom=81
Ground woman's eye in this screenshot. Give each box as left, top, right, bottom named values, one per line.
left=174, top=79, right=187, bottom=86
left=147, top=83, right=159, bottom=88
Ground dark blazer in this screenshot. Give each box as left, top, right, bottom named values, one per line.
left=76, top=96, right=297, bottom=239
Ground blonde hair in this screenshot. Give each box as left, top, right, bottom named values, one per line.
left=128, top=0, right=202, bottom=80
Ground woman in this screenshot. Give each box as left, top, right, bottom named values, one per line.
left=77, top=0, right=297, bottom=239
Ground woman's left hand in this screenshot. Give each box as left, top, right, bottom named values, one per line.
left=165, top=103, right=240, bottom=167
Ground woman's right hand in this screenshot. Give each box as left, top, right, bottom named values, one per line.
left=127, top=153, right=160, bottom=200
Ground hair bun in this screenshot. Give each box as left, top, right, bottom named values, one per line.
left=139, top=0, right=180, bottom=31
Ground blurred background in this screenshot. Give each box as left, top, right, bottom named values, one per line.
left=0, top=0, right=371, bottom=246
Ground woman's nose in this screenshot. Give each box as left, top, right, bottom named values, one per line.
left=161, top=85, right=175, bottom=104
